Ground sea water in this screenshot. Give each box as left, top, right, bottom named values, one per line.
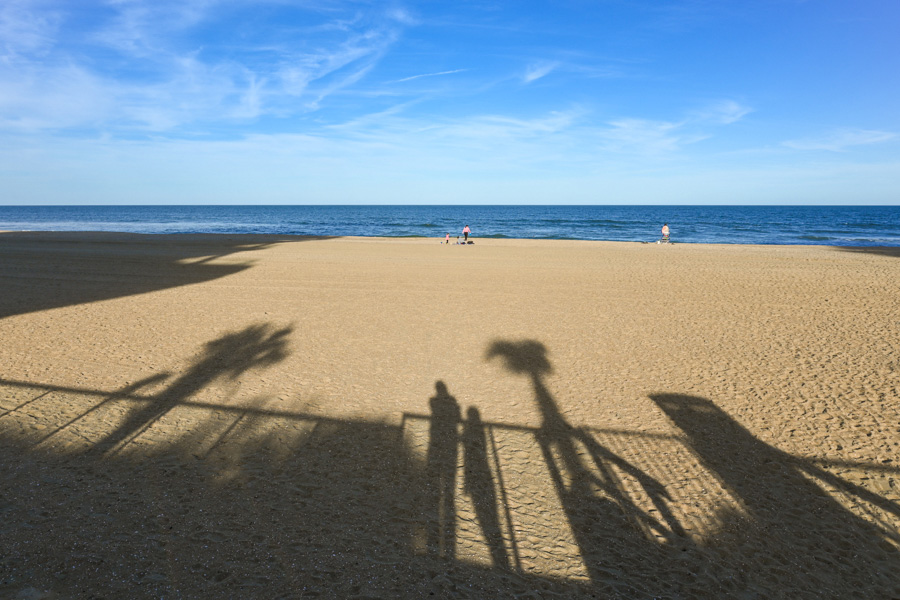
left=0, top=205, right=897, bottom=246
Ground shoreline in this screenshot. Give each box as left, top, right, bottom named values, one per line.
left=3, top=228, right=900, bottom=250
left=3, top=205, right=899, bottom=247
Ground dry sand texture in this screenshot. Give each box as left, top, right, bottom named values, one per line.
left=1, top=231, right=899, bottom=599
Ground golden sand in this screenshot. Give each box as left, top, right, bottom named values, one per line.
left=1, top=231, right=898, bottom=598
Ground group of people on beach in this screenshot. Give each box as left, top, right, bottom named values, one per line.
left=444, top=225, right=471, bottom=245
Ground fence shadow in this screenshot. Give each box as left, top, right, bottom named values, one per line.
left=1, top=335, right=898, bottom=598
left=0, top=231, right=333, bottom=319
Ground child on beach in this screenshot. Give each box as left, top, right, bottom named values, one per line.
left=445, top=233, right=450, bottom=244
left=661, top=223, right=670, bottom=242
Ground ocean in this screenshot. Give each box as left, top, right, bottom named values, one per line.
left=0, top=205, right=897, bottom=246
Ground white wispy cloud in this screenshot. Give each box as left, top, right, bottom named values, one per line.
left=523, top=60, right=559, bottom=83
left=385, top=6, right=419, bottom=26
left=6, top=126, right=900, bottom=204
left=307, top=59, right=381, bottom=110
left=307, top=99, right=746, bottom=166
left=0, top=0, right=61, bottom=58
left=0, top=0, right=412, bottom=133
left=0, top=63, right=110, bottom=130
left=578, top=99, right=749, bottom=156
left=693, top=100, right=752, bottom=125
left=783, top=128, right=897, bottom=152
left=599, top=118, right=699, bottom=154
left=277, top=33, right=390, bottom=98
left=392, top=69, right=467, bottom=83
left=433, top=110, right=580, bottom=144
left=92, top=0, right=218, bottom=57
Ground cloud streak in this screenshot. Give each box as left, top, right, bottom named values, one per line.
left=692, top=100, right=752, bottom=125
left=0, top=1, right=410, bottom=134
left=0, top=0, right=62, bottom=58
left=392, top=69, right=468, bottom=83
left=523, top=61, right=559, bottom=83
left=600, top=118, right=697, bottom=154
left=7, top=124, right=898, bottom=205
left=783, top=128, right=897, bottom=152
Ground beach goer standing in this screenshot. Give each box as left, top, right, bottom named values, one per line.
left=661, top=223, right=670, bottom=241
left=445, top=233, right=450, bottom=244
left=463, top=225, right=471, bottom=242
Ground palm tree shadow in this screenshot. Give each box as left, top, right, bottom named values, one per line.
left=486, top=340, right=678, bottom=593
left=90, top=324, right=292, bottom=457
left=651, top=393, right=900, bottom=594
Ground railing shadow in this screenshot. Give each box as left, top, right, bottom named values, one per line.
left=0, top=231, right=334, bottom=319
left=1, top=334, right=898, bottom=598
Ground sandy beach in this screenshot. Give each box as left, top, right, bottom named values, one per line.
left=1, top=231, right=898, bottom=599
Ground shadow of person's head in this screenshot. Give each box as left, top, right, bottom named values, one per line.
left=433, top=380, right=451, bottom=398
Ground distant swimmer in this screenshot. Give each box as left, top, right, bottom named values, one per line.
left=463, top=225, right=471, bottom=242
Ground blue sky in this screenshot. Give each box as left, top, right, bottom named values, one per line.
left=1, top=0, right=898, bottom=205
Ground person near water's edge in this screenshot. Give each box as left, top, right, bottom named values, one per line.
left=463, top=225, right=471, bottom=242
left=661, top=223, right=669, bottom=241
